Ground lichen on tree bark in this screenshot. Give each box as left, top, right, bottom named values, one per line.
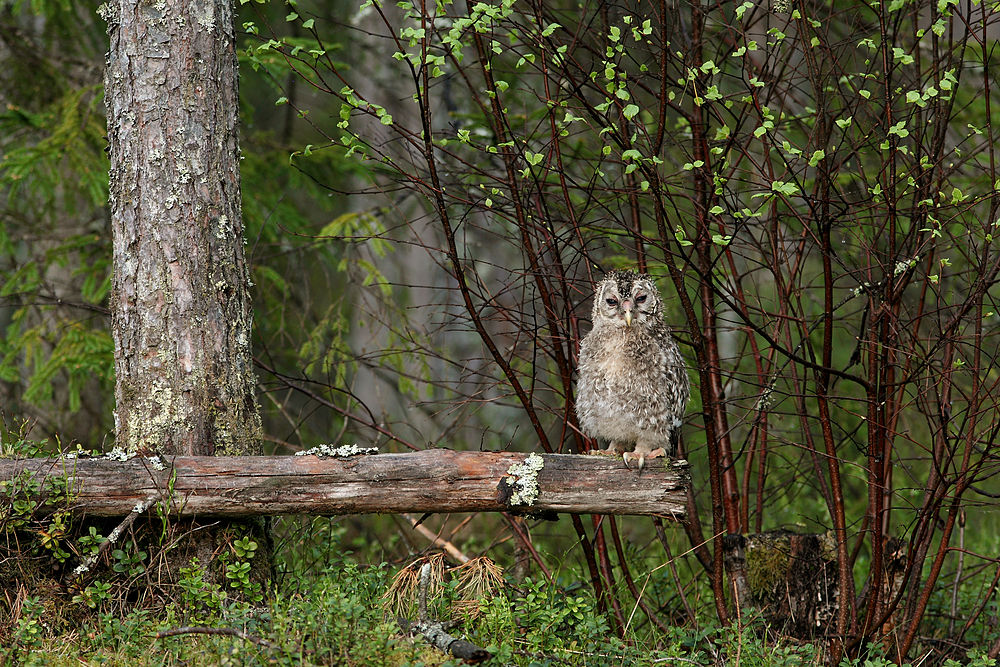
left=103, top=0, right=261, bottom=456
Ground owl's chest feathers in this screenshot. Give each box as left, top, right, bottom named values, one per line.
left=585, top=327, right=658, bottom=383
left=577, top=326, right=676, bottom=440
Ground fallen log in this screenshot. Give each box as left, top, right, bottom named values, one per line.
left=0, top=450, right=690, bottom=519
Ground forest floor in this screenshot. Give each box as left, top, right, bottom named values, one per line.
left=4, top=515, right=994, bottom=667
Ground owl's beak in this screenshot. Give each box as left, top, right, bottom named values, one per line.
left=624, top=309, right=633, bottom=327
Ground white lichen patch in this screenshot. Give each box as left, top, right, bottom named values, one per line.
left=195, top=2, right=216, bottom=32
left=851, top=281, right=871, bottom=298
left=894, top=256, right=919, bottom=276
left=126, top=379, right=175, bottom=456
left=96, top=2, right=116, bottom=23
left=294, top=444, right=379, bottom=458
left=105, top=446, right=131, bottom=461
left=146, top=455, right=167, bottom=471
left=215, top=214, right=230, bottom=240
left=132, top=498, right=154, bottom=514
left=505, top=453, right=544, bottom=506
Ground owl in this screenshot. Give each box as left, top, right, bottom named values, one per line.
left=575, top=270, right=690, bottom=471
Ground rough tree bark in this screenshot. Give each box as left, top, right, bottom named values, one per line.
left=101, top=0, right=264, bottom=583
left=103, top=0, right=261, bottom=456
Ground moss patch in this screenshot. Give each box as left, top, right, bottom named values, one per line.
left=746, top=533, right=791, bottom=597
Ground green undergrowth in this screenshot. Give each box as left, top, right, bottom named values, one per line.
left=3, top=515, right=996, bottom=666
left=1, top=538, right=798, bottom=666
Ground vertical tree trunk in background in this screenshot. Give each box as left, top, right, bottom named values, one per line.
left=102, top=0, right=267, bottom=585
left=104, top=0, right=261, bottom=456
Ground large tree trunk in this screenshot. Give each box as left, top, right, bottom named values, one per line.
left=104, top=0, right=261, bottom=456
left=102, top=0, right=265, bottom=589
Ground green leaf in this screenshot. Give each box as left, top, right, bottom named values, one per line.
left=622, top=104, right=639, bottom=120
left=892, top=47, right=914, bottom=65
left=771, top=180, right=799, bottom=196
left=674, top=226, right=693, bottom=247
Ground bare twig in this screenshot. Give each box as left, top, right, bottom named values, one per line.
left=70, top=495, right=156, bottom=579
left=404, top=514, right=471, bottom=564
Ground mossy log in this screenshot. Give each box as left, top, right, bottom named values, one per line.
left=0, top=450, right=690, bottom=519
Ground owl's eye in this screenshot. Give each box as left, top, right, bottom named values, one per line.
left=606, top=298, right=619, bottom=307
left=635, top=294, right=647, bottom=304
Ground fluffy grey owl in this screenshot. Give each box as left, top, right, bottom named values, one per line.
left=576, top=270, right=690, bottom=470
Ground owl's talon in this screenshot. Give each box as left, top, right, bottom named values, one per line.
left=623, top=448, right=666, bottom=473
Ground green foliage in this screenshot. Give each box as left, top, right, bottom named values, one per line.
left=175, top=559, right=227, bottom=624
left=3, top=500, right=998, bottom=665
left=110, top=541, right=147, bottom=578
left=0, top=7, right=113, bottom=443
left=11, top=595, right=47, bottom=651
left=0, top=86, right=108, bottom=212
left=73, top=580, right=113, bottom=610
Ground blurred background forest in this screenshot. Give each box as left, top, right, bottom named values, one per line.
left=2, top=0, right=1000, bottom=664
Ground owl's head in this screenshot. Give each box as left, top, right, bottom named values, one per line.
left=592, top=270, right=662, bottom=329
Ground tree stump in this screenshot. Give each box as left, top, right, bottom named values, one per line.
left=723, top=531, right=839, bottom=638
